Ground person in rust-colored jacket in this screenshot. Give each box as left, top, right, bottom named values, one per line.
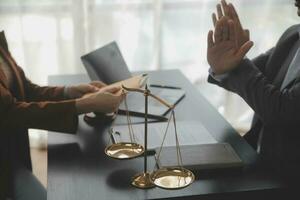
left=0, top=31, right=123, bottom=200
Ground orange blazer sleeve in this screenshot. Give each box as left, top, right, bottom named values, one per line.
left=0, top=84, right=78, bottom=133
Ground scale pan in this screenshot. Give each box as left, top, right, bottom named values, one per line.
left=105, top=143, right=144, bottom=160
left=151, top=167, right=195, bottom=189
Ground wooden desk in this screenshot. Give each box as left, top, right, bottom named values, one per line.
left=47, top=70, right=286, bottom=200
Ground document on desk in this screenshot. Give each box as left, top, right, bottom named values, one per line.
left=155, top=143, right=244, bottom=170
left=111, top=121, right=217, bottom=150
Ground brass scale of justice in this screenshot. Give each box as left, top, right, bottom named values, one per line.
left=104, top=83, right=195, bottom=189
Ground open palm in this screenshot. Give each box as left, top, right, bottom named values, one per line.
left=213, top=0, right=250, bottom=49
left=207, top=17, right=253, bottom=75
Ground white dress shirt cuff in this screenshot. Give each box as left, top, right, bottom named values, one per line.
left=208, top=68, right=229, bottom=82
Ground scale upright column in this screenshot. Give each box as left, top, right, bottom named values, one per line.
left=131, top=84, right=155, bottom=189
left=144, top=85, right=149, bottom=173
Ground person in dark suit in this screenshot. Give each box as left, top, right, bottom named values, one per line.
left=207, top=0, right=300, bottom=184
left=0, top=31, right=123, bottom=200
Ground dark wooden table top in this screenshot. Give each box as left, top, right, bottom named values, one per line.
left=47, top=70, right=286, bottom=200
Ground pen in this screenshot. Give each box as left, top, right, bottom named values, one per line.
left=150, top=84, right=182, bottom=90
left=118, top=109, right=168, bottom=121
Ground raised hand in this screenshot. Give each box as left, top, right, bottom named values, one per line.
left=207, top=16, right=253, bottom=75
left=212, top=0, right=250, bottom=48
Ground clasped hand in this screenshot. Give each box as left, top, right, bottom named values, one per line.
left=65, top=81, right=107, bottom=99
left=71, top=81, right=124, bottom=114
left=207, top=0, right=254, bottom=75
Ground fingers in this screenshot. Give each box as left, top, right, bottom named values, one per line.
left=221, top=0, right=230, bottom=17
left=84, top=84, right=99, bottom=93
left=222, top=17, right=229, bottom=41
left=217, top=4, right=223, bottom=19
left=228, top=3, right=242, bottom=28
left=214, top=16, right=231, bottom=43
left=214, top=1, right=229, bottom=25
left=207, top=30, right=214, bottom=48
left=228, top=19, right=239, bottom=50
left=90, top=81, right=106, bottom=88
left=213, top=1, right=242, bottom=29
left=244, top=29, right=250, bottom=40
left=212, top=13, right=217, bottom=27
left=102, top=86, right=122, bottom=94
left=236, top=41, right=254, bottom=59
left=228, top=20, right=235, bottom=42
left=214, top=17, right=224, bottom=44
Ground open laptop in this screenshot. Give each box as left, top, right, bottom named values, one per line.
left=81, top=41, right=185, bottom=120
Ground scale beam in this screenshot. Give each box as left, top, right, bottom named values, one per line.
left=122, top=85, right=174, bottom=109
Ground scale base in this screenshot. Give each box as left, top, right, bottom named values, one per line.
left=131, top=172, right=155, bottom=189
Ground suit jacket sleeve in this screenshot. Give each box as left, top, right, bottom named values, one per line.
left=208, top=58, right=300, bottom=126
left=0, top=84, right=78, bottom=133
left=15, top=65, right=68, bottom=102
left=1, top=30, right=68, bottom=102
left=208, top=48, right=274, bottom=85
left=251, top=48, right=274, bottom=74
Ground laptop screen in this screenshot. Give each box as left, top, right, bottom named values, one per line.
left=81, top=41, right=132, bottom=84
